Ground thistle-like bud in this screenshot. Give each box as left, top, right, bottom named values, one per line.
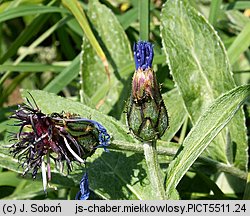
left=126, top=41, right=168, bottom=141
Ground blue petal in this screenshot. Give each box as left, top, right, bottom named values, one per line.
left=133, top=41, right=154, bottom=70
left=75, top=172, right=90, bottom=200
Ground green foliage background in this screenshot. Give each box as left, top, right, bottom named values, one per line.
left=0, top=0, right=250, bottom=199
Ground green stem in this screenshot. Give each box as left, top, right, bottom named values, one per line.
left=139, top=0, right=149, bottom=41
left=143, top=140, right=166, bottom=199
left=110, top=140, right=247, bottom=180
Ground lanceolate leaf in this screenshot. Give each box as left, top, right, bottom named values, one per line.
left=161, top=88, right=187, bottom=141
left=88, top=0, right=132, bottom=69
left=80, top=36, right=107, bottom=102
left=86, top=149, right=155, bottom=199
left=80, top=0, right=132, bottom=115
left=165, top=85, right=250, bottom=199
left=161, top=0, right=235, bottom=123
left=161, top=0, right=248, bottom=170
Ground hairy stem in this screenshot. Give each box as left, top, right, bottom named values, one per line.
left=139, top=0, right=149, bottom=41
left=143, top=140, right=166, bottom=199
left=110, top=140, right=247, bottom=180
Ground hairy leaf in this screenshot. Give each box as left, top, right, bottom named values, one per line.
left=161, top=0, right=248, bottom=170
left=165, top=85, right=250, bottom=199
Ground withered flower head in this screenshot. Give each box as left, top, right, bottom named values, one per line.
left=10, top=94, right=110, bottom=191
left=126, top=41, right=169, bottom=141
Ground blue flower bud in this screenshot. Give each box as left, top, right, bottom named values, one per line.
left=133, top=41, right=154, bottom=70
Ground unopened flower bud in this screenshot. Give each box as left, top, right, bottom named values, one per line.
left=126, top=41, right=168, bottom=141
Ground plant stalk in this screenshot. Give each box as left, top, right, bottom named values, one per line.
left=110, top=140, right=247, bottom=180
left=143, top=140, right=166, bottom=199
left=139, top=0, right=149, bottom=41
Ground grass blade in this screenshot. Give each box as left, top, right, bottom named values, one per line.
left=117, top=7, right=138, bottom=30
left=227, top=22, right=250, bottom=65
left=225, top=1, right=250, bottom=10
left=208, top=0, right=222, bottom=26
left=62, top=0, right=110, bottom=78
left=43, top=55, right=80, bottom=93
left=0, top=17, right=70, bottom=98
left=0, top=5, right=67, bottom=23
left=139, top=0, right=149, bottom=41
left=0, top=14, right=50, bottom=64
left=0, top=63, right=65, bottom=73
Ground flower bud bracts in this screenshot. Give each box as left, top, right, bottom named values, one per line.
left=127, top=41, right=168, bottom=141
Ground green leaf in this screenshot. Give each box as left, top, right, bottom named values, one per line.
left=66, top=19, right=83, bottom=37
left=227, top=22, right=250, bottom=65
left=0, top=14, right=50, bottom=64
left=18, top=90, right=157, bottom=199
left=88, top=0, right=133, bottom=68
left=208, top=0, right=222, bottom=25
left=0, top=171, right=21, bottom=187
left=3, top=179, right=49, bottom=200
left=43, top=55, right=80, bottom=93
left=161, top=0, right=248, bottom=170
left=0, top=62, right=65, bottom=73
left=81, top=0, right=132, bottom=115
left=80, top=37, right=107, bottom=102
left=165, top=85, right=250, bottom=199
left=161, top=0, right=235, bottom=122
left=225, top=1, right=250, bottom=10
left=0, top=143, right=20, bottom=174
left=0, top=5, right=68, bottom=23
left=86, top=149, right=154, bottom=199
left=117, top=7, right=138, bottom=30
left=88, top=0, right=132, bottom=69
left=225, top=10, right=250, bottom=33
left=62, top=0, right=109, bottom=76
left=161, top=88, right=187, bottom=141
